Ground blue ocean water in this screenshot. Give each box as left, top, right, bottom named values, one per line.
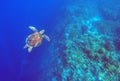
left=0, top=0, right=120, bottom=81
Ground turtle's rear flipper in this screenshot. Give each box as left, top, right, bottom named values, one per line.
left=28, top=47, right=33, bottom=52
left=29, top=26, right=38, bottom=32
left=24, top=44, right=28, bottom=48
left=42, top=34, right=50, bottom=42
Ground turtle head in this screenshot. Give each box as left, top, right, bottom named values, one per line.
left=39, top=29, right=45, bottom=34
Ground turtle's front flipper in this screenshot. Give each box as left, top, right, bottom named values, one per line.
left=28, top=46, right=33, bottom=52
left=42, top=34, right=50, bottom=42
left=29, top=26, right=38, bottom=32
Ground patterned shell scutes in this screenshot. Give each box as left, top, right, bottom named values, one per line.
left=27, top=32, right=42, bottom=47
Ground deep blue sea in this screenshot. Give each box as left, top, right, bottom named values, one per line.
left=0, top=0, right=120, bottom=81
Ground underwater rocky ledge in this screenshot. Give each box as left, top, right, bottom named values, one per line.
left=38, top=0, right=120, bottom=81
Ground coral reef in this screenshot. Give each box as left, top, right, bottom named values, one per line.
left=38, top=0, right=120, bottom=81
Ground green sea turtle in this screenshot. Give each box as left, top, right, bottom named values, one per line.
left=24, top=26, right=50, bottom=52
